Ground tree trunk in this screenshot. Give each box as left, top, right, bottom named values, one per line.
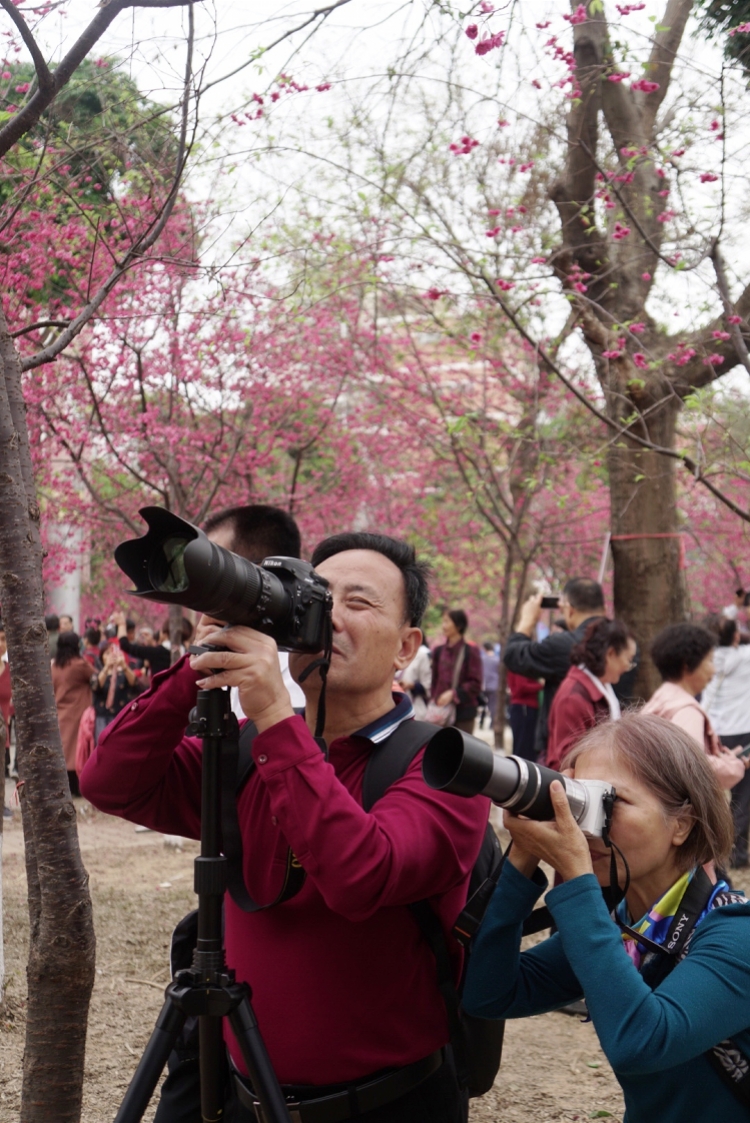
left=607, top=398, right=688, bottom=701
left=0, top=307, right=95, bottom=1123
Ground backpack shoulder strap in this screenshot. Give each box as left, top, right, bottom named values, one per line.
left=220, top=718, right=306, bottom=912
left=361, top=719, right=437, bottom=812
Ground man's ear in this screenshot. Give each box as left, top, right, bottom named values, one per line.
left=394, top=626, right=422, bottom=671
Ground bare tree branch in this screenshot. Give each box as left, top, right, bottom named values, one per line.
left=641, top=0, right=694, bottom=136
left=0, top=0, right=53, bottom=95
left=20, top=4, right=197, bottom=370
left=0, top=0, right=196, bottom=159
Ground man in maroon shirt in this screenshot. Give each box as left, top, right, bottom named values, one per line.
left=81, top=532, right=489, bottom=1123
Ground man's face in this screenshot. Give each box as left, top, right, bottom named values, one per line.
left=290, top=549, right=420, bottom=697
left=559, top=596, right=575, bottom=629
left=59, top=615, right=73, bottom=633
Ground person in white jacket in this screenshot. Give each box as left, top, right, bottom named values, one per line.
left=399, top=632, right=432, bottom=719
left=702, top=616, right=750, bottom=867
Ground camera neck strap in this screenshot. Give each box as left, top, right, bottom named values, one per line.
left=297, top=615, right=333, bottom=739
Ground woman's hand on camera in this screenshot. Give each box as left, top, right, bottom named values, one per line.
left=506, top=780, right=594, bottom=882
left=189, top=626, right=294, bottom=733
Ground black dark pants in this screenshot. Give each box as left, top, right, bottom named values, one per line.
left=723, top=732, right=750, bottom=866
left=508, top=703, right=539, bottom=762
left=153, top=1048, right=468, bottom=1123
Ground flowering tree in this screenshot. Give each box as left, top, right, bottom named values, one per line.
left=242, top=0, right=750, bottom=695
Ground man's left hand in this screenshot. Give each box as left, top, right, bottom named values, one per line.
left=189, top=626, right=294, bottom=733
left=505, top=781, right=594, bottom=881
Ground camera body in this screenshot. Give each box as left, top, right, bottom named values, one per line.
left=255, top=556, right=333, bottom=652
left=115, top=507, right=332, bottom=654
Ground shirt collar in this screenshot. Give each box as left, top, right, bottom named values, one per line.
left=354, top=691, right=415, bottom=744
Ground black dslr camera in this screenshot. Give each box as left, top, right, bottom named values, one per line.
left=114, top=507, right=332, bottom=653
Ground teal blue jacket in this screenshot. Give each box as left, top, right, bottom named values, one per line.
left=463, top=861, right=750, bottom=1123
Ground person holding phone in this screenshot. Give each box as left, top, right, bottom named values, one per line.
left=92, top=640, right=139, bottom=744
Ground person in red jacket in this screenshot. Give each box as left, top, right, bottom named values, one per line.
left=81, top=532, right=489, bottom=1123
left=546, top=618, right=636, bottom=772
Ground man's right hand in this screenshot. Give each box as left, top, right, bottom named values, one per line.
left=516, top=592, right=543, bottom=637
left=193, top=614, right=228, bottom=648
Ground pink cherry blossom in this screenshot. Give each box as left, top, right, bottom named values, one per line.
left=613, top=221, right=631, bottom=240
left=495, top=279, right=514, bottom=291
left=700, top=173, right=719, bottom=183
left=631, top=79, right=660, bottom=93
left=608, top=73, right=630, bottom=82
left=641, top=272, right=652, bottom=281
left=630, top=322, right=645, bottom=334
left=633, top=353, right=649, bottom=369
left=602, top=349, right=623, bottom=359
left=712, top=330, right=731, bottom=340
left=728, top=315, right=742, bottom=324
left=565, top=5, right=587, bottom=25
left=465, top=24, right=478, bottom=39
left=704, top=354, right=723, bottom=366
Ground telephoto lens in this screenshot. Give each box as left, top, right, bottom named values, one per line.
left=115, top=507, right=332, bottom=653
left=422, top=728, right=615, bottom=838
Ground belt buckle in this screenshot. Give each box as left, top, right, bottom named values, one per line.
left=253, top=1100, right=302, bottom=1123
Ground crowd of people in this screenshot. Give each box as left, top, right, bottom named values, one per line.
left=7, top=505, right=750, bottom=1122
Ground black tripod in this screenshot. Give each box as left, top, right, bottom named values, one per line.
left=114, top=686, right=292, bottom=1123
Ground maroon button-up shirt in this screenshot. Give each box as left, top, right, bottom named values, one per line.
left=80, top=656, right=489, bottom=1085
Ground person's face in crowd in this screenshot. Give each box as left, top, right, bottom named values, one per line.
left=137, top=627, right=154, bottom=645
left=59, top=615, right=74, bottom=633
left=681, top=650, right=715, bottom=696
left=601, top=639, right=637, bottom=685
left=442, top=613, right=461, bottom=644
left=290, top=549, right=420, bottom=697
left=0, top=630, right=7, bottom=658
left=574, top=746, right=692, bottom=899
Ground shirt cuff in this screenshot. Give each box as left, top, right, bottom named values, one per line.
left=494, top=858, right=549, bottom=919
left=251, top=714, right=322, bottom=778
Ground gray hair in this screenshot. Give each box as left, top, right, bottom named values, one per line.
left=563, top=712, right=734, bottom=871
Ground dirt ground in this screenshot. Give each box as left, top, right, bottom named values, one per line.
left=1, top=792, right=632, bottom=1123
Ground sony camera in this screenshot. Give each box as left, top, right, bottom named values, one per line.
left=114, top=507, right=332, bottom=654
left=422, top=728, right=615, bottom=838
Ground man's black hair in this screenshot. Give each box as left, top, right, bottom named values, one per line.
left=562, top=577, right=605, bottom=613
left=311, top=533, right=430, bottom=627
left=85, top=626, right=101, bottom=646
left=126, top=618, right=136, bottom=632
left=447, top=608, right=468, bottom=636
left=204, top=504, right=301, bottom=563
left=651, top=622, right=716, bottom=682
left=45, top=613, right=60, bottom=631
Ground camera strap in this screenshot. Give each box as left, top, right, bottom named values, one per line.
left=220, top=716, right=307, bottom=912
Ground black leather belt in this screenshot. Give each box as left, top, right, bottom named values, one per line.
left=233, top=1048, right=444, bottom=1123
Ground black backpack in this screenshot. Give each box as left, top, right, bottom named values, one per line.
left=172, top=717, right=505, bottom=1097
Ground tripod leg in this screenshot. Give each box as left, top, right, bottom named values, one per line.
left=199, top=1015, right=226, bottom=1123
left=229, top=999, right=292, bottom=1123
left=114, top=998, right=187, bottom=1123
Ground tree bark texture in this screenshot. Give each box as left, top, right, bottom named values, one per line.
left=0, top=303, right=95, bottom=1123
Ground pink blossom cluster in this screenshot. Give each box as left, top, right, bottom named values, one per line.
left=608, top=72, right=630, bottom=83
left=631, top=79, right=660, bottom=93
left=728, top=22, right=750, bottom=36
left=449, top=136, right=479, bottom=155
left=563, top=5, right=587, bottom=25
left=616, top=3, right=645, bottom=14
left=613, top=221, right=631, bottom=241
left=495, top=278, right=514, bottom=291
left=703, top=353, right=723, bottom=366
left=667, top=342, right=697, bottom=366
left=633, top=353, right=649, bottom=369
left=567, top=264, right=591, bottom=293
left=475, top=30, right=505, bottom=55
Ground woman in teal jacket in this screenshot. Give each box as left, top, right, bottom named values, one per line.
left=463, top=712, right=750, bottom=1123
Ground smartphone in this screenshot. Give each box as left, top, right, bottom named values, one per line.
left=540, top=595, right=560, bottom=609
